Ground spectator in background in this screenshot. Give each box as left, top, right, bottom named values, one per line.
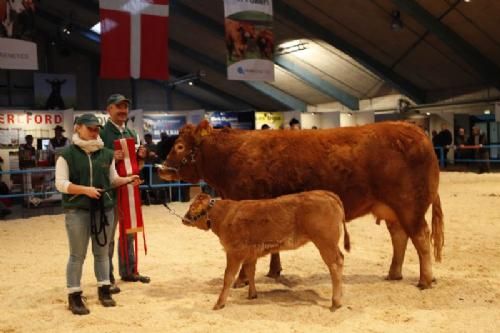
left=48, top=125, right=70, bottom=166
left=289, top=118, right=301, bottom=130
left=437, top=123, right=452, bottom=166
left=19, top=134, right=36, bottom=169
left=454, top=127, right=468, bottom=167
left=261, top=124, right=270, bottom=130
left=312, top=126, right=318, bottom=130
left=141, top=133, right=159, bottom=204
left=156, top=132, right=176, bottom=162
left=467, top=126, right=490, bottom=174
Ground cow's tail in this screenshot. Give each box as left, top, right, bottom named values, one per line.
left=342, top=218, right=351, bottom=253
left=431, top=193, right=444, bottom=262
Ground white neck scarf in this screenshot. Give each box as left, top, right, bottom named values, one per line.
left=72, top=133, right=104, bottom=154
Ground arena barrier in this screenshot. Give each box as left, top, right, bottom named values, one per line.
left=434, top=144, right=500, bottom=170
left=0, top=164, right=205, bottom=205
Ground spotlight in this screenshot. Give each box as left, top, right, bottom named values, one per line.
left=426, top=112, right=431, bottom=116
left=188, top=81, right=194, bottom=86
left=391, top=10, right=404, bottom=31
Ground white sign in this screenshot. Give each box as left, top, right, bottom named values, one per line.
left=0, top=38, right=38, bottom=70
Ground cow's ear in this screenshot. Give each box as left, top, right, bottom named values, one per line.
left=195, top=120, right=213, bottom=144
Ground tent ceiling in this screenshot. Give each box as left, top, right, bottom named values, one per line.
left=29, top=0, right=500, bottom=111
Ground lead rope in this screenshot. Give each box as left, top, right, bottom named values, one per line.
left=90, top=196, right=108, bottom=247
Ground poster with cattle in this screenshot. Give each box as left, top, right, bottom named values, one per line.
left=0, top=0, right=38, bottom=70
left=207, top=111, right=255, bottom=130
left=224, top=0, right=274, bottom=81
left=34, top=73, right=76, bottom=110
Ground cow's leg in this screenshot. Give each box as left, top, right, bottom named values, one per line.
left=315, top=244, right=343, bottom=311
left=233, top=268, right=249, bottom=289
left=266, top=253, right=282, bottom=278
left=409, top=221, right=433, bottom=289
left=214, top=254, right=242, bottom=310
left=243, top=259, right=258, bottom=300
left=385, top=220, right=409, bottom=280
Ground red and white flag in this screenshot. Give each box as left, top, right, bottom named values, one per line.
left=99, top=0, right=169, bottom=80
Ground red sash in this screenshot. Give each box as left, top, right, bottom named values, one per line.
left=114, top=138, right=147, bottom=273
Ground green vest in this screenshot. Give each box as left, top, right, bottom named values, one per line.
left=100, top=120, right=138, bottom=150
left=60, top=145, right=115, bottom=210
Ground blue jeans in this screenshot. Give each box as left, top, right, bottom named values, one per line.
left=65, top=208, right=114, bottom=293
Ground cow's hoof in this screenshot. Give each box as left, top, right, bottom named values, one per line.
left=417, top=281, right=432, bottom=290
left=266, top=270, right=282, bottom=279
left=330, top=304, right=342, bottom=312
left=232, top=279, right=249, bottom=289
left=213, top=303, right=225, bottom=310
left=247, top=294, right=258, bottom=300
left=385, top=274, right=403, bottom=281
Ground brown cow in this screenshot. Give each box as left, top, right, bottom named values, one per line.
left=159, top=120, right=444, bottom=289
left=183, top=191, right=350, bottom=311
left=256, top=29, right=274, bottom=59
left=225, top=18, right=255, bottom=61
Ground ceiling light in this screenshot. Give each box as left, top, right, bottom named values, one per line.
left=426, top=112, right=431, bottom=116
left=484, top=109, right=490, bottom=114
left=277, top=40, right=308, bottom=55
left=188, top=81, right=193, bottom=86
left=391, top=10, right=404, bottom=31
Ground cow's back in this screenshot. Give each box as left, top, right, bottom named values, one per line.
left=200, top=122, right=439, bottom=224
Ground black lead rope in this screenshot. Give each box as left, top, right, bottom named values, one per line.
left=90, top=196, right=109, bottom=247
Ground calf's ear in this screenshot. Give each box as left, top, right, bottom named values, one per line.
left=195, top=120, right=213, bottom=144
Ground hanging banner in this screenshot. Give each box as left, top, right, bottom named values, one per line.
left=0, top=37, right=38, bottom=70
left=224, top=0, right=274, bottom=81
left=0, top=0, right=38, bottom=70
left=34, top=73, right=77, bottom=110
left=255, top=111, right=283, bottom=129
left=207, top=111, right=255, bottom=129
left=143, top=114, right=186, bottom=140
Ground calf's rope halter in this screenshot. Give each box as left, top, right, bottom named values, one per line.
left=163, top=198, right=217, bottom=228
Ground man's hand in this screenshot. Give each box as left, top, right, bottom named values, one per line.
left=128, top=175, right=143, bottom=186
left=114, top=150, right=124, bottom=160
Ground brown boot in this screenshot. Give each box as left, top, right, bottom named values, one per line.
left=68, top=292, right=90, bottom=315
left=98, top=285, right=116, bottom=307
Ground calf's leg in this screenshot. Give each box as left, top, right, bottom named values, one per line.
left=312, top=238, right=344, bottom=311
left=243, top=259, right=258, bottom=299
left=385, top=220, right=409, bottom=280
left=214, top=253, right=243, bottom=310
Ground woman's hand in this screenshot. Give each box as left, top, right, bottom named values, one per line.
left=85, top=186, right=102, bottom=199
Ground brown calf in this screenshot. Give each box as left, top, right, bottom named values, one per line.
left=183, top=191, right=350, bottom=311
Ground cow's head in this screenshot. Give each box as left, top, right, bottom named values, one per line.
left=238, top=22, right=256, bottom=43
left=158, top=120, right=213, bottom=183
left=183, top=193, right=215, bottom=230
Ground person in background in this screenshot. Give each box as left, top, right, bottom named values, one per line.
left=261, top=124, right=270, bottom=130
left=312, top=126, right=318, bottom=130
left=454, top=127, right=468, bottom=168
left=48, top=125, right=70, bottom=166
left=100, top=93, right=149, bottom=294
left=55, top=113, right=141, bottom=315
left=19, top=134, right=36, bottom=169
left=467, top=126, right=490, bottom=174
left=142, top=133, right=159, bottom=204
left=289, top=118, right=301, bottom=130
left=437, top=123, right=452, bottom=166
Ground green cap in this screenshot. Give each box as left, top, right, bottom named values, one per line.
left=75, top=113, right=102, bottom=127
left=107, top=93, right=131, bottom=107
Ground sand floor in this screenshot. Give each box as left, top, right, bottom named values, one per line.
left=1, top=172, right=499, bottom=333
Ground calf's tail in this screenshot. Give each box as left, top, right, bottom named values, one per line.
left=431, top=194, right=444, bottom=262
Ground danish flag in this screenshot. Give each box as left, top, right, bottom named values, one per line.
left=99, top=0, right=169, bottom=80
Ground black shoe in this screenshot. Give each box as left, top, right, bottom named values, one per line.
left=68, top=291, right=90, bottom=315
left=121, top=274, right=151, bottom=284
left=109, top=283, right=121, bottom=294
left=98, top=285, right=116, bottom=307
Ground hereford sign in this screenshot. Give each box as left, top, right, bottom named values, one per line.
left=0, top=111, right=63, bottom=127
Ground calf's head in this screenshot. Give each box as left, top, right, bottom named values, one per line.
left=183, top=193, right=215, bottom=230
left=158, top=120, right=213, bottom=183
